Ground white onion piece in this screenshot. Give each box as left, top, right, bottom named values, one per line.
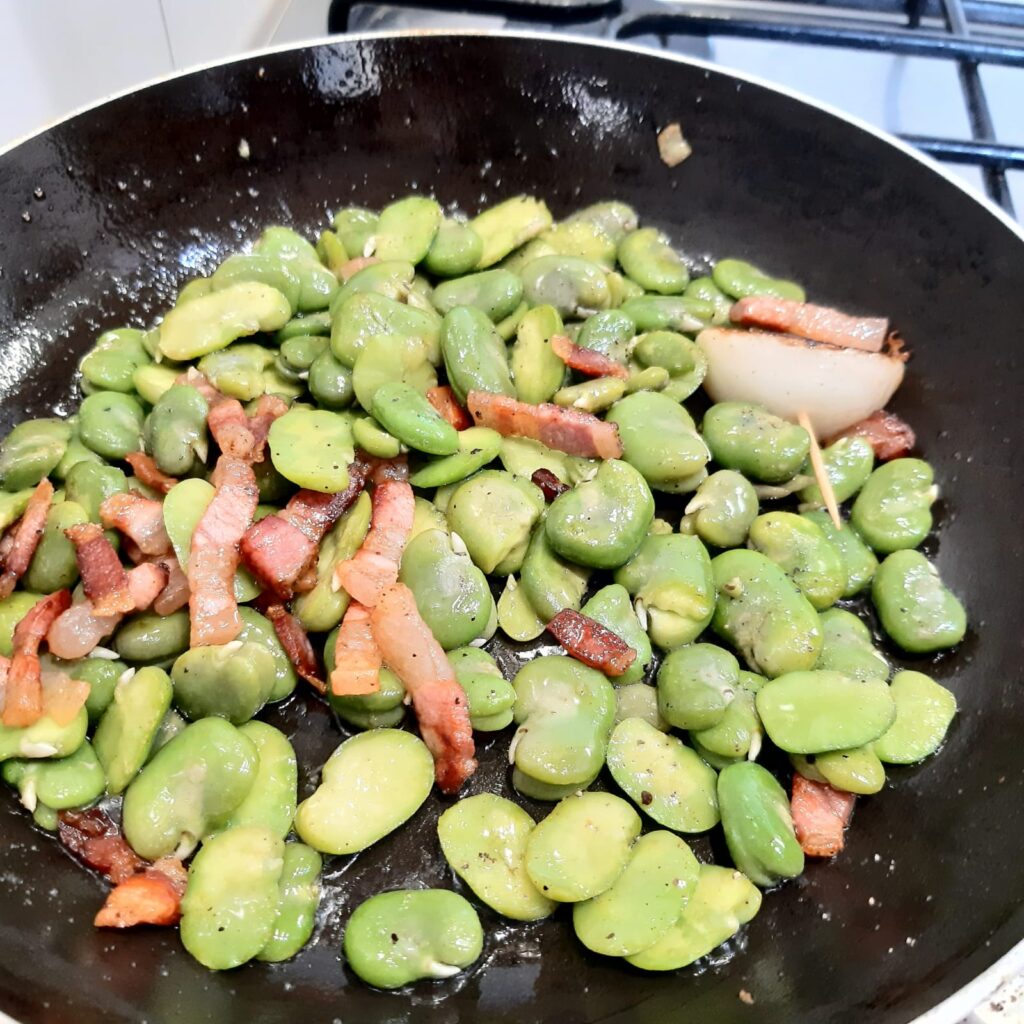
left=697, top=328, right=906, bottom=439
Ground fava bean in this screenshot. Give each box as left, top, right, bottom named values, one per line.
left=804, top=745, right=886, bottom=794
left=802, top=510, right=877, bottom=597
left=351, top=415, right=401, bottom=459
left=219, top=721, right=298, bottom=838
left=64, top=461, right=127, bottom=522
left=498, top=436, right=596, bottom=486
left=553, top=378, right=625, bottom=414
left=0, top=593, right=44, bottom=657
left=496, top=575, right=547, bottom=643
left=816, top=608, right=889, bottom=683
left=24, top=500, right=88, bottom=593
left=79, top=328, right=151, bottom=394
left=1, top=420, right=71, bottom=493
left=113, top=610, right=190, bottom=666
left=618, top=296, right=710, bottom=334
left=614, top=683, right=667, bottom=731
left=712, top=258, right=805, bottom=302
left=255, top=226, right=338, bottom=312
left=0, top=489, right=32, bottom=532
left=353, top=332, right=437, bottom=413
left=268, top=407, right=354, bottom=493
left=211, top=254, right=302, bottom=314
left=565, top=201, right=638, bottom=245
left=703, top=402, right=810, bottom=484
left=330, top=291, right=441, bottom=369
left=425, top=219, right=484, bottom=278
left=581, top=584, right=652, bottom=685
left=617, top=228, right=689, bottom=295
left=689, top=671, right=764, bottom=764
left=372, top=196, right=442, bottom=263
left=447, top=647, right=515, bottom=731
left=332, top=207, right=378, bottom=257
left=171, top=642, right=276, bottom=724
left=851, top=458, right=936, bottom=554
left=325, top=651, right=406, bottom=730
left=408, top=427, right=502, bottom=489
left=143, top=385, right=209, bottom=476
left=256, top=842, right=322, bottom=963
left=799, top=435, right=875, bottom=507
left=238, top=607, right=298, bottom=702
left=542, top=219, right=617, bottom=268
left=874, top=670, right=957, bottom=764
left=657, top=643, right=740, bottom=731
left=683, top=277, right=732, bottom=324
left=576, top=309, right=636, bottom=364
left=681, top=470, right=759, bottom=549
left=70, top=656, right=129, bottom=722
left=132, top=363, right=182, bottom=405
left=434, top=269, right=523, bottom=323
left=279, top=333, right=328, bottom=373
left=440, top=305, right=515, bottom=404
left=78, top=392, right=145, bottom=460
left=373, top=381, right=459, bottom=456
left=520, top=522, right=589, bottom=622
left=521, top=255, right=610, bottom=318
left=471, top=196, right=553, bottom=268
left=0, top=707, right=87, bottom=762
left=198, top=344, right=274, bottom=401
left=3, top=740, right=105, bottom=811
left=510, top=304, right=566, bottom=404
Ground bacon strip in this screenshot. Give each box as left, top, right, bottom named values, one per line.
left=188, top=456, right=258, bottom=647
left=550, top=333, right=630, bottom=380
left=152, top=555, right=190, bottom=615
left=426, top=386, right=473, bottom=430
left=531, top=468, right=570, bottom=501
left=208, top=398, right=258, bottom=461
left=330, top=600, right=382, bottom=696
left=247, top=393, right=289, bottom=458
left=100, top=491, right=172, bottom=557
left=466, top=390, right=623, bottom=460
left=65, top=523, right=133, bottom=616
left=546, top=608, right=637, bottom=677
left=791, top=774, right=856, bottom=858
left=0, top=479, right=53, bottom=600
left=59, top=808, right=147, bottom=884
left=261, top=602, right=324, bottom=693
left=831, top=409, right=916, bottom=461
left=124, top=452, right=178, bottom=494
left=371, top=583, right=476, bottom=793
left=2, top=590, right=72, bottom=728
left=94, top=858, right=187, bottom=929
left=369, top=454, right=409, bottom=484
left=730, top=296, right=889, bottom=353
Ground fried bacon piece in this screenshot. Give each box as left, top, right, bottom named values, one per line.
left=426, top=386, right=473, bottom=430
left=100, top=491, right=172, bottom=557
left=0, top=479, right=53, bottom=600
left=124, top=452, right=178, bottom=494
left=151, top=555, right=190, bottom=615
left=94, top=858, right=187, bottom=929
left=371, top=583, right=476, bottom=793
left=531, top=468, right=570, bottom=501
left=730, top=296, right=889, bottom=353
left=831, top=409, right=916, bottom=461
left=246, top=394, right=289, bottom=458
left=261, top=602, right=324, bottom=692
left=790, top=774, right=856, bottom=858
left=2, top=590, right=72, bottom=728
left=550, top=333, right=629, bottom=380
left=58, top=808, right=147, bottom=885
left=546, top=608, right=638, bottom=677
left=330, top=600, right=381, bottom=697
left=466, top=390, right=623, bottom=460
left=65, top=523, right=133, bottom=616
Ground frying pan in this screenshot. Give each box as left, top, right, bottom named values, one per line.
left=0, top=30, right=1022, bottom=1024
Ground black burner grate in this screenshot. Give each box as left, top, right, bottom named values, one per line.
left=329, top=0, right=1024, bottom=215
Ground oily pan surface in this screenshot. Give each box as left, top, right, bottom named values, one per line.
left=0, top=32, right=1022, bottom=1024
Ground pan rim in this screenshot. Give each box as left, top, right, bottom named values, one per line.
left=0, top=27, right=1020, bottom=1024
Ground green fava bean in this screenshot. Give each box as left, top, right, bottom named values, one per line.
left=565, top=200, right=638, bottom=245
left=424, top=219, right=484, bottom=277
left=330, top=291, right=441, bottom=369
left=684, top=276, right=732, bottom=324
left=0, top=490, right=32, bottom=532
left=690, top=674, right=764, bottom=764
left=293, top=491, right=372, bottom=632
left=372, top=196, right=442, bottom=263
left=817, top=608, right=889, bottom=683
left=718, top=762, right=804, bottom=887
left=498, top=437, right=596, bottom=486
left=279, top=333, right=328, bottom=372
left=525, top=792, right=641, bottom=902
left=79, top=328, right=151, bottom=393
left=806, top=745, right=886, bottom=795
left=577, top=309, right=636, bottom=364
left=326, top=654, right=406, bottom=730
left=617, top=228, right=689, bottom=294
left=542, top=219, right=617, bottom=267
left=546, top=460, right=654, bottom=570
left=851, top=458, right=937, bottom=554
left=333, top=260, right=417, bottom=315
left=255, top=227, right=338, bottom=312
left=408, top=427, right=502, bottom=489
left=77, top=392, right=145, bottom=461
left=53, top=431, right=103, bottom=481
left=440, top=305, right=515, bottom=404
left=198, top=344, right=274, bottom=401
left=211, top=253, right=302, bottom=314
left=511, top=656, right=615, bottom=791
left=438, top=794, right=556, bottom=920
left=554, top=378, right=626, bottom=414
left=238, top=607, right=298, bottom=702
left=219, top=722, right=297, bottom=838
left=3, top=739, right=105, bottom=812
left=448, top=647, right=515, bottom=731
left=712, top=258, right=805, bottom=302
left=606, top=392, right=709, bottom=494
left=353, top=332, right=437, bottom=413
left=510, top=304, right=566, bottom=404
left=657, top=643, right=740, bottom=731
left=0, top=593, right=44, bottom=657
left=332, top=207, right=378, bottom=257
left=626, top=864, right=762, bottom=971
left=606, top=716, right=720, bottom=832
left=344, top=889, right=484, bottom=988
left=64, top=462, right=127, bottom=522
left=446, top=470, right=544, bottom=574
left=92, top=665, right=173, bottom=793
left=0, top=707, right=87, bottom=762
left=798, top=435, right=875, bottom=507
left=171, top=642, right=276, bottom=724
left=581, top=584, right=652, bottom=685
left=372, top=381, right=459, bottom=455
left=872, top=550, right=966, bottom=653
left=748, top=511, right=846, bottom=611
left=614, top=534, right=716, bottom=650
left=158, top=282, right=291, bottom=361
left=143, top=385, right=209, bottom=476
left=257, top=842, right=322, bottom=963
left=24, top=500, right=88, bottom=593
left=703, top=402, right=810, bottom=484
left=682, top=470, right=759, bottom=549
left=409, top=496, right=447, bottom=541
left=632, top=330, right=698, bottom=375
left=399, top=529, right=493, bottom=649
left=618, top=295, right=711, bottom=335
left=351, top=415, right=401, bottom=459
left=31, top=804, right=56, bottom=830
left=471, top=195, right=553, bottom=268
left=308, top=350, right=355, bottom=410
left=874, top=670, right=957, bottom=764
left=71, top=656, right=129, bottom=722
left=294, top=730, right=433, bottom=855
left=268, top=407, right=354, bottom=492
left=113, top=610, right=191, bottom=665
left=149, top=708, right=186, bottom=758
left=180, top=825, right=285, bottom=970
left=433, top=269, right=524, bottom=322
left=132, top=363, right=181, bottom=405
left=756, top=670, right=896, bottom=754
left=614, top=683, right=668, bottom=731
left=122, top=717, right=259, bottom=859
left=710, top=549, right=823, bottom=677
left=520, top=524, right=589, bottom=622
left=573, top=831, right=700, bottom=956
left=802, top=510, right=878, bottom=597
left=521, top=255, right=610, bottom=318
left=497, top=576, right=547, bottom=643
left=0, top=419, right=71, bottom=491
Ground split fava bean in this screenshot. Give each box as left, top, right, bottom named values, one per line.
left=330, top=291, right=441, bottom=369
left=0, top=419, right=71, bottom=491
left=0, top=707, right=87, bottom=762
left=703, top=402, right=810, bottom=484
left=606, top=716, right=719, bottom=833
left=874, top=670, right=957, bottom=764
left=520, top=523, right=589, bottom=622
left=617, top=228, right=689, bottom=295
left=256, top=842, right=323, bottom=962
left=78, top=392, right=145, bottom=460
left=614, top=683, right=668, bottom=731
left=373, top=196, right=442, bottom=263
left=211, top=254, right=302, bottom=314
left=268, top=407, right=354, bottom=493
left=344, top=889, right=484, bottom=988
left=294, top=729, right=433, bottom=855
left=3, top=740, right=105, bottom=811
left=219, top=721, right=298, bottom=838
left=510, top=304, right=566, bottom=404
left=802, top=509, right=878, bottom=597
left=682, top=470, right=759, bottom=549
left=353, top=332, right=438, bottom=413
left=143, top=385, right=209, bottom=476
left=496, top=575, right=547, bottom=644
left=799, top=435, right=875, bottom=507
left=351, top=415, right=401, bottom=459
left=521, top=255, right=610, bottom=318
left=871, top=549, right=966, bottom=653
left=372, top=381, right=459, bottom=455
left=851, top=458, right=937, bottom=554
left=470, top=195, right=553, bottom=268
left=524, top=791, right=641, bottom=902
left=581, top=583, right=652, bottom=685
left=433, top=269, right=524, bottom=322
left=542, top=220, right=617, bottom=268
left=438, top=794, right=556, bottom=921
left=198, top=344, right=274, bottom=401
left=448, top=647, right=515, bottom=731
left=657, top=643, right=740, bottom=731
left=171, top=642, right=277, bottom=724
left=408, top=427, right=502, bottom=489
left=0, top=490, right=32, bottom=532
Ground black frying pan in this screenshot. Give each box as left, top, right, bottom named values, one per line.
left=1, top=31, right=1022, bottom=1024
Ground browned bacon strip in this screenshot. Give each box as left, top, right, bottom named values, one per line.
left=94, top=857, right=187, bottom=929
left=65, top=523, right=133, bottom=617
left=246, top=393, right=289, bottom=460
left=531, top=468, right=570, bottom=501
left=59, top=808, right=148, bottom=884
left=369, top=454, right=409, bottom=484
left=426, top=386, right=473, bottom=430
left=0, top=479, right=53, bottom=600
left=124, top=452, right=178, bottom=494
left=330, top=600, right=382, bottom=697
left=466, top=390, right=623, bottom=460
left=261, top=602, right=325, bottom=692
left=208, top=397, right=257, bottom=461
left=188, top=456, right=258, bottom=647
left=791, top=774, right=856, bottom=858
left=546, top=608, right=637, bottom=677
left=2, top=591, right=72, bottom=728
left=550, top=333, right=630, bottom=380
left=100, top=491, right=172, bottom=557
left=831, top=409, right=916, bottom=461
left=730, top=295, right=889, bottom=353
left=152, top=555, right=189, bottom=615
